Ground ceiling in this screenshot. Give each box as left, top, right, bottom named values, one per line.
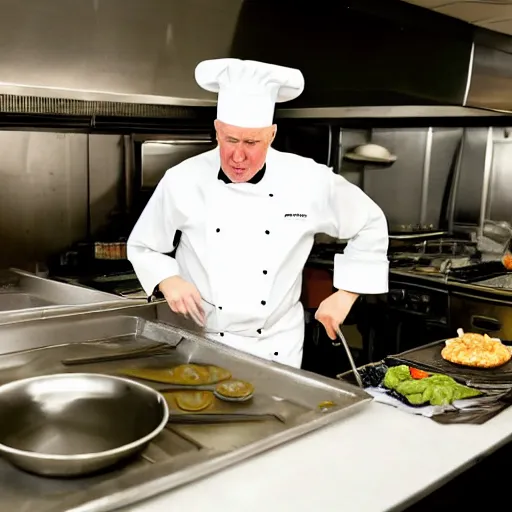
left=400, top=0, right=512, bottom=36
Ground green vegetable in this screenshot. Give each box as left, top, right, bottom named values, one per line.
left=421, top=386, right=434, bottom=403
left=428, top=374, right=454, bottom=385
left=383, top=365, right=411, bottom=389
left=382, top=365, right=481, bottom=406
left=452, top=384, right=481, bottom=401
left=396, top=379, right=429, bottom=396
left=431, top=386, right=454, bottom=406
left=407, top=393, right=426, bottom=405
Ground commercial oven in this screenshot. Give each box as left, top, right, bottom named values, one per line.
left=366, top=276, right=453, bottom=362
left=450, top=290, right=512, bottom=342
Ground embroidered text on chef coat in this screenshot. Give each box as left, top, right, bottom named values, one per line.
left=284, top=213, right=308, bottom=218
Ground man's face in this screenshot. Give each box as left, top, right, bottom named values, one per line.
left=215, top=120, right=276, bottom=183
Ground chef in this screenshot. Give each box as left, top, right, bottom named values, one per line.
left=127, top=58, right=389, bottom=369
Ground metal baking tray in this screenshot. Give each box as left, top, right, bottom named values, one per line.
left=0, top=301, right=371, bottom=512
left=0, top=268, right=143, bottom=325
left=386, top=339, right=512, bottom=388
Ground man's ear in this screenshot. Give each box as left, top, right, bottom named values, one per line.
left=270, top=124, right=277, bottom=144
left=213, top=119, right=220, bottom=143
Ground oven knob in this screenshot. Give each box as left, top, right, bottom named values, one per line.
left=389, top=289, right=405, bottom=302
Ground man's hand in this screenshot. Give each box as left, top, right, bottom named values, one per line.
left=315, top=290, right=359, bottom=340
left=159, top=276, right=205, bottom=326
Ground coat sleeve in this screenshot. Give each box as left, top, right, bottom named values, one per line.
left=323, top=171, right=389, bottom=294
left=127, top=172, right=184, bottom=297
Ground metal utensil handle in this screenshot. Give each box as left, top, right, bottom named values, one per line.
left=334, top=326, right=364, bottom=388
left=61, top=342, right=172, bottom=366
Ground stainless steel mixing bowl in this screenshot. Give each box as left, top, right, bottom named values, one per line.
left=0, top=373, right=169, bottom=477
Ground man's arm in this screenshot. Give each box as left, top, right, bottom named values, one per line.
left=127, top=173, right=182, bottom=297
left=315, top=171, right=389, bottom=339
left=127, top=173, right=206, bottom=325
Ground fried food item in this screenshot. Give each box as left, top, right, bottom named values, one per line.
left=171, top=364, right=212, bottom=384
left=441, top=331, right=511, bottom=368
left=121, top=364, right=232, bottom=385
left=503, top=252, right=512, bottom=271
left=173, top=391, right=214, bottom=412
left=318, top=400, right=337, bottom=409
left=215, top=379, right=254, bottom=399
left=121, top=363, right=211, bottom=385
left=206, top=365, right=232, bottom=383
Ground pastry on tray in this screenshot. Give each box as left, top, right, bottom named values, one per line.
left=215, top=379, right=254, bottom=399
left=441, top=328, right=511, bottom=368
left=173, top=391, right=214, bottom=412
left=120, top=363, right=231, bottom=385
left=206, top=365, right=232, bottom=383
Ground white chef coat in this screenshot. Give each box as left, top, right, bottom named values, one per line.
left=127, top=147, right=389, bottom=368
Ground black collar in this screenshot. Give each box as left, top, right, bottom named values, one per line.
left=218, top=164, right=266, bottom=185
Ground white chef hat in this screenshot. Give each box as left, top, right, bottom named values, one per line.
left=195, top=58, right=305, bottom=128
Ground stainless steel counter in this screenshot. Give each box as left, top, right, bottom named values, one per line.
left=0, top=302, right=370, bottom=512
left=307, top=257, right=512, bottom=300
left=473, top=274, right=512, bottom=290
left=390, top=268, right=512, bottom=299
left=0, top=268, right=144, bottom=325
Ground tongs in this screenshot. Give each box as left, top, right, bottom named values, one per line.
left=334, top=326, right=364, bottom=388
left=60, top=341, right=176, bottom=366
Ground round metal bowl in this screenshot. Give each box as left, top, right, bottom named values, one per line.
left=0, top=373, right=169, bottom=477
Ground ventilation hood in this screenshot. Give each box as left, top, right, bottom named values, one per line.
left=231, top=0, right=512, bottom=116
left=0, top=0, right=510, bottom=118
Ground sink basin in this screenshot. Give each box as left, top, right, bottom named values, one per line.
left=0, top=301, right=370, bottom=512
left=0, top=268, right=145, bottom=324
left=0, top=292, right=55, bottom=311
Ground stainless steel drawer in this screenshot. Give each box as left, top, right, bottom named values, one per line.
left=451, top=291, right=512, bottom=341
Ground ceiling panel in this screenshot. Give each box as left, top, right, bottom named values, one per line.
left=401, top=0, right=512, bottom=35
left=478, top=18, right=512, bottom=34
left=435, top=3, right=512, bottom=23
left=403, top=0, right=453, bottom=7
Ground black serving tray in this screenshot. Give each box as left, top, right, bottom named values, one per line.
left=386, top=339, right=512, bottom=388
left=338, top=360, right=512, bottom=425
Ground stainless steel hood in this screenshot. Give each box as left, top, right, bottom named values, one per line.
left=230, top=0, right=512, bottom=115
left=0, top=0, right=510, bottom=117
left=0, top=0, right=231, bottom=115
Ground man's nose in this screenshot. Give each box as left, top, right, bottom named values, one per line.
left=232, top=146, right=246, bottom=163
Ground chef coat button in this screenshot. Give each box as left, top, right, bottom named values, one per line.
left=261, top=300, right=266, bottom=305
left=274, top=352, right=278, bottom=356
left=220, top=332, right=224, bottom=337
left=216, top=228, right=220, bottom=233
left=263, top=270, right=268, bottom=275
left=269, top=193, right=274, bottom=197
left=257, top=329, right=262, bottom=334
left=218, top=306, right=223, bottom=310
left=265, top=230, right=270, bottom=235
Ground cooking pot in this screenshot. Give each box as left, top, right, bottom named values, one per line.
left=0, top=373, right=169, bottom=477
